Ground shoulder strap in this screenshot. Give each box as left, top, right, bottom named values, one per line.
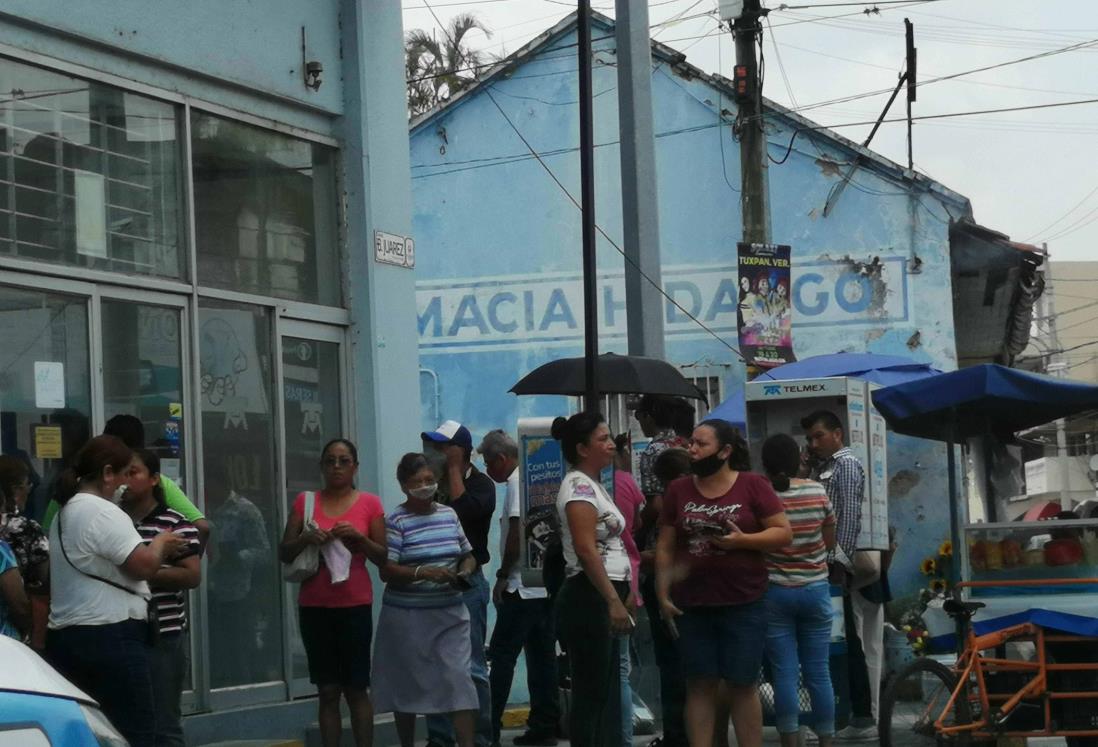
left=56, top=506, right=144, bottom=598
left=304, top=492, right=316, bottom=525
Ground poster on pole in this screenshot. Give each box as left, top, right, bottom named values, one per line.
left=737, top=242, right=795, bottom=368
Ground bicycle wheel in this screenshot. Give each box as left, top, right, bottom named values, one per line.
left=880, top=657, right=972, bottom=747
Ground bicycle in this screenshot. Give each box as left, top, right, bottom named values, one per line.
left=879, top=577, right=1098, bottom=746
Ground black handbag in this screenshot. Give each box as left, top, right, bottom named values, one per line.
left=56, top=509, right=160, bottom=645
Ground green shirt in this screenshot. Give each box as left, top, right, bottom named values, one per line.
left=42, top=475, right=204, bottom=530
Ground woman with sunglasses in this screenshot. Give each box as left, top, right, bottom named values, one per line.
left=279, top=439, right=388, bottom=747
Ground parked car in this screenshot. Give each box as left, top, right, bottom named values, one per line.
left=0, top=636, right=127, bottom=746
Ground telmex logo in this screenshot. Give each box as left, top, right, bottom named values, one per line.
left=763, top=385, right=783, bottom=396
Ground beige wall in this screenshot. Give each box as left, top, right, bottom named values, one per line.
left=1051, top=261, right=1098, bottom=383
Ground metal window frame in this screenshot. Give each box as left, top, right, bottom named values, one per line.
left=276, top=318, right=351, bottom=699
left=0, top=51, right=357, bottom=713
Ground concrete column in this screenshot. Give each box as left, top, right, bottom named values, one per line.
left=340, top=0, right=421, bottom=504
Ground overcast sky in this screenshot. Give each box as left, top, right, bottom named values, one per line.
left=402, top=0, right=1098, bottom=264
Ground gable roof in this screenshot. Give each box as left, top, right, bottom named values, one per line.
left=409, top=10, right=970, bottom=209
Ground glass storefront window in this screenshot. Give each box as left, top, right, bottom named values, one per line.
left=0, top=286, right=92, bottom=521
left=0, top=59, right=185, bottom=278
left=191, top=113, right=339, bottom=307
left=101, top=300, right=186, bottom=487
left=198, top=300, right=284, bottom=689
left=281, top=334, right=344, bottom=685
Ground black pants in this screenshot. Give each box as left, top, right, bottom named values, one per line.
left=641, top=576, right=687, bottom=745
left=47, top=620, right=155, bottom=747
left=488, top=593, right=560, bottom=741
left=556, top=574, right=628, bottom=747
left=843, top=592, right=873, bottom=722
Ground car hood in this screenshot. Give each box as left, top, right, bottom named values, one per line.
left=0, top=636, right=95, bottom=704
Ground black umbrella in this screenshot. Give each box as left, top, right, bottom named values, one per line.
left=510, top=352, right=707, bottom=402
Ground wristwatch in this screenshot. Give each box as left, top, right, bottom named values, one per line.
left=496, top=569, right=509, bottom=580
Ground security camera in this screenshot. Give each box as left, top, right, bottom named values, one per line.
left=305, top=60, right=323, bottom=91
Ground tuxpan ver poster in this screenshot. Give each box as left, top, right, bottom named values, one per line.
left=737, top=242, right=795, bottom=367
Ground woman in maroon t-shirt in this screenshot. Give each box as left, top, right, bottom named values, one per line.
left=656, top=420, right=792, bottom=747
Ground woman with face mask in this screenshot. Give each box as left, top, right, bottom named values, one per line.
left=279, top=439, right=388, bottom=747
left=46, top=435, right=188, bottom=747
left=656, top=420, right=793, bottom=747
left=372, top=452, right=480, bottom=747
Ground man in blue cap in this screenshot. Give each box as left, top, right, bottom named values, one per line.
left=422, top=420, right=497, bottom=747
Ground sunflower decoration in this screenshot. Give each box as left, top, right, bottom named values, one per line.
left=920, top=557, right=938, bottom=576
left=938, top=539, right=954, bottom=558
left=930, top=578, right=948, bottom=594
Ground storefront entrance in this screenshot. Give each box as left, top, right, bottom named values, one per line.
left=0, top=271, right=349, bottom=712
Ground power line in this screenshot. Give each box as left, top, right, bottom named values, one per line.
left=482, top=87, right=747, bottom=362
left=413, top=95, right=1098, bottom=179
left=778, top=0, right=942, bottom=7
left=746, top=36, right=1098, bottom=122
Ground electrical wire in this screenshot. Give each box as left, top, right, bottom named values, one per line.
left=778, top=0, right=943, bottom=7
left=715, top=23, right=741, bottom=193
left=482, top=87, right=747, bottom=362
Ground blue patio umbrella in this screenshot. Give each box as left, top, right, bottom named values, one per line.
left=871, top=364, right=1098, bottom=576
left=756, top=352, right=942, bottom=387
left=706, top=352, right=941, bottom=433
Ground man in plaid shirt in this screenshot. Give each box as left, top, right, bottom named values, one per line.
left=802, top=410, right=876, bottom=740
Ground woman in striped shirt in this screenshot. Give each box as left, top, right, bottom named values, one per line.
left=761, top=434, right=837, bottom=747
left=122, top=449, right=202, bottom=747
left=372, top=452, right=479, bottom=747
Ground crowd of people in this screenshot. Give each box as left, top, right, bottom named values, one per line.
left=0, top=398, right=893, bottom=747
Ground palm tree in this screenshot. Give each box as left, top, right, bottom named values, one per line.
left=406, top=12, right=493, bottom=117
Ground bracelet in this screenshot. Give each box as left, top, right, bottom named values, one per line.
left=414, top=565, right=422, bottom=579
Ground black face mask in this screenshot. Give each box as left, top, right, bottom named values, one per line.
left=690, top=452, right=727, bottom=478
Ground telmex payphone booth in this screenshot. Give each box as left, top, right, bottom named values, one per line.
left=745, top=376, right=890, bottom=728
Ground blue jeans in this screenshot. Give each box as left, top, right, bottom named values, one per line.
left=487, top=593, right=559, bottom=741
left=428, top=569, right=493, bottom=747
left=764, top=581, right=835, bottom=736
left=620, top=634, right=633, bottom=747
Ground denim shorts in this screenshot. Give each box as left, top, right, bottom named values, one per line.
left=676, top=599, right=766, bottom=685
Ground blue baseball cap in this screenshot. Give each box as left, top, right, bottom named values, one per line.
left=421, top=420, right=473, bottom=451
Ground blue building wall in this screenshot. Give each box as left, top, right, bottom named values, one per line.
left=411, top=18, right=970, bottom=658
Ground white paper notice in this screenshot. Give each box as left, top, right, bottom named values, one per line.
left=74, top=170, right=108, bottom=258
left=34, top=362, right=65, bottom=409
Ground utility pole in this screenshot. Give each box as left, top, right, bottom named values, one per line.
left=578, top=0, right=600, bottom=412
left=731, top=0, right=771, bottom=245
left=616, top=0, right=665, bottom=360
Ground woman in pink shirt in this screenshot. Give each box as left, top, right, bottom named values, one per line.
left=279, top=439, right=388, bottom=747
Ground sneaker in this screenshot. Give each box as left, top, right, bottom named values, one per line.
left=833, top=725, right=877, bottom=741
left=512, top=732, right=558, bottom=746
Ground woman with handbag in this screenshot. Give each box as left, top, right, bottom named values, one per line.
left=279, top=439, right=387, bottom=747
left=47, top=435, right=187, bottom=747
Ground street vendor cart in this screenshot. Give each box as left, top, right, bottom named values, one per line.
left=870, top=363, right=1098, bottom=745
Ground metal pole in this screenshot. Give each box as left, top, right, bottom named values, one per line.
left=734, top=0, right=771, bottom=245
left=578, top=0, right=600, bottom=412
left=616, top=0, right=665, bottom=360
left=947, top=436, right=961, bottom=586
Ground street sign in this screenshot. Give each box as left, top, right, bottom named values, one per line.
left=374, top=230, right=415, bottom=269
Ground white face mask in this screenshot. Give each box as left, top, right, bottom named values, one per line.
left=407, top=484, right=438, bottom=501
left=111, top=484, right=129, bottom=504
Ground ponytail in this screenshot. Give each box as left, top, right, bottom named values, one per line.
left=761, top=433, right=801, bottom=494
left=57, top=435, right=133, bottom=505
